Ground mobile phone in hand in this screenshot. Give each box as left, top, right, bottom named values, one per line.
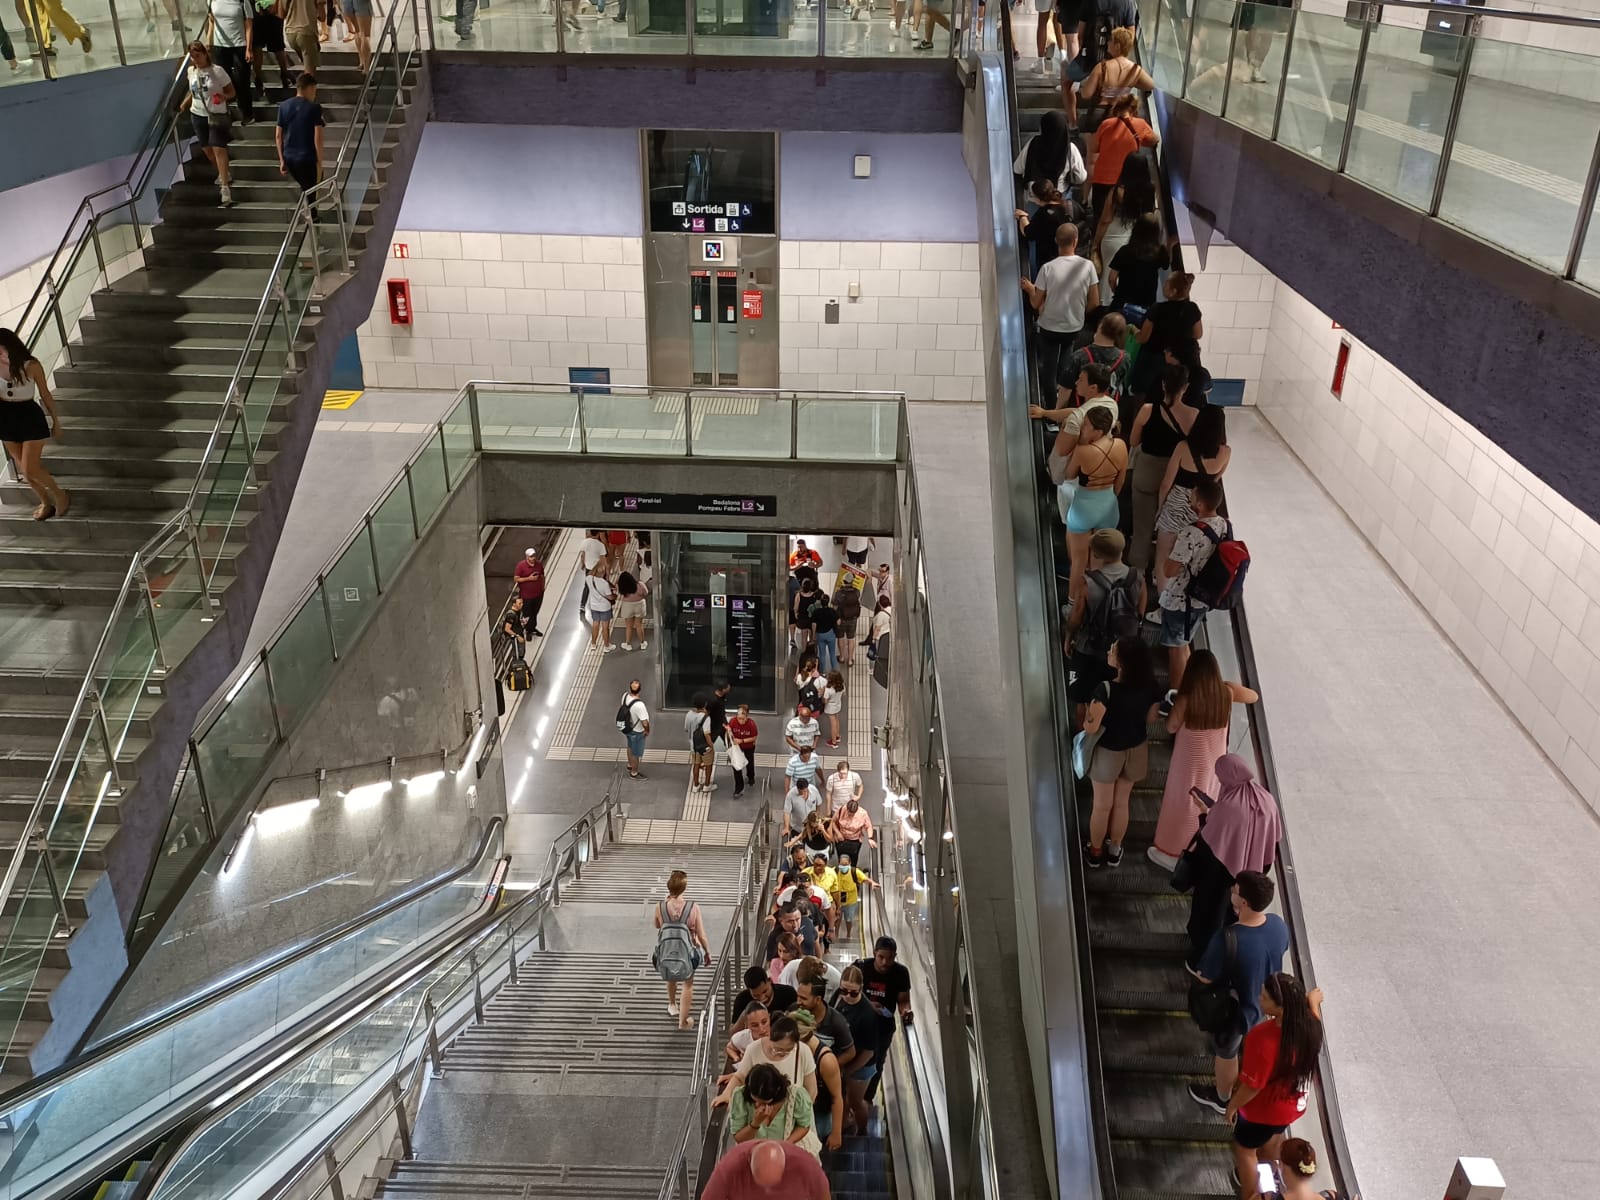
left=1190, top=786, right=1217, bottom=809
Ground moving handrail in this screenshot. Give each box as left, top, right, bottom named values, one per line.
left=138, top=785, right=630, bottom=1200
left=0, top=816, right=507, bottom=1200
left=0, top=0, right=424, bottom=1071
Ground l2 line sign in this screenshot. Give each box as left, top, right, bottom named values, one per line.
left=602, top=492, right=777, bottom=517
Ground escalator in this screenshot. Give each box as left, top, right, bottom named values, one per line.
left=0, top=819, right=509, bottom=1200
left=985, top=22, right=1366, bottom=1200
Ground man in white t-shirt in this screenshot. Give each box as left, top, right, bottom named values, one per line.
left=618, top=680, right=650, bottom=779
left=824, top=760, right=862, bottom=817
left=1156, top=479, right=1226, bottom=690
left=843, top=535, right=874, bottom=566
left=784, top=707, right=821, bottom=752
left=1021, top=223, right=1099, bottom=418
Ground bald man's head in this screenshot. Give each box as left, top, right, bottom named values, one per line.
left=750, top=1140, right=786, bottom=1187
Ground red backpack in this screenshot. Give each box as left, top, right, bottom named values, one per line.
left=1184, top=520, right=1250, bottom=611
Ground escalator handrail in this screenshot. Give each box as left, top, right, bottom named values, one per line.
left=1227, top=604, right=1365, bottom=1200
left=132, top=785, right=627, bottom=1200
left=3, top=813, right=506, bottom=1116
left=980, top=47, right=1114, bottom=1200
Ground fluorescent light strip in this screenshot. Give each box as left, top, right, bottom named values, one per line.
left=401, top=770, right=445, bottom=796
left=341, top=781, right=391, bottom=812
left=255, top=797, right=320, bottom=834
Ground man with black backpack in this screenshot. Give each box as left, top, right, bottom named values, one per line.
left=617, top=679, right=650, bottom=780
left=1067, top=529, right=1144, bottom=714
left=1155, top=479, right=1249, bottom=689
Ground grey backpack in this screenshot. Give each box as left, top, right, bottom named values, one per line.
left=653, top=900, right=698, bottom=982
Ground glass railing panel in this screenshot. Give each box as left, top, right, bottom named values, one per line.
left=475, top=387, right=582, bottom=453
left=25, top=236, right=97, bottom=379
left=1578, top=192, right=1600, bottom=290
left=191, top=413, right=254, bottom=599
left=1274, top=8, right=1361, bottom=169
left=822, top=5, right=902, bottom=58
left=97, top=590, right=161, bottom=755
left=1219, top=1, right=1293, bottom=136
left=264, top=594, right=336, bottom=734
left=145, top=523, right=212, bottom=665
left=406, top=431, right=450, bottom=526
left=194, top=661, right=277, bottom=830
left=688, top=391, right=792, bottom=457
left=440, top=396, right=475, bottom=486
left=239, top=307, right=291, bottom=457
left=1343, top=19, right=1464, bottom=211
left=368, top=480, right=418, bottom=588
left=1181, top=0, right=1238, bottom=114
left=135, top=760, right=210, bottom=944
left=1436, top=36, right=1599, bottom=273
left=0, top=870, right=61, bottom=1084
left=324, top=530, right=380, bottom=655
left=41, top=733, right=116, bottom=899
left=117, top=0, right=192, bottom=68
left=1148, top=0, right=1192, bottom=95
left=431, top=0, right=564, bottom=51
left=580, top=389, right=690, bottom=455
left=796, top=395, right=899, bottom=459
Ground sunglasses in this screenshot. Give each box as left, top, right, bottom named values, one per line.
left=837, top=987, right=862, bottom=999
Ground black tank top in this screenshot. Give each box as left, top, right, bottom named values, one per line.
left=812, top=1046, right=836, bottom=1117
left=1173, top=447, right=1214, bottom=489
left=1141, top=398, right=1186, bottom=458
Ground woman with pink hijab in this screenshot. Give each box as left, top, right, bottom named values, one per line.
left=1182, top=753, right=1282, bottom=971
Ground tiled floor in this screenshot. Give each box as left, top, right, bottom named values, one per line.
left=1226, top=409, right=1600, bottom=1199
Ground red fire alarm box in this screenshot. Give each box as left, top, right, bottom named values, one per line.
left=386, top=279, right=412, bottom=326
left=1331, top=338, right=1351, bottom=399
left=742, top=289, right=763, bottom=320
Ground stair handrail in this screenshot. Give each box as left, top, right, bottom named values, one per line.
left=14, top=54, right=192, bottom=361
left=656, top=802, right=777, bottom=1200
left=0, top=0, right=423, bottom=1061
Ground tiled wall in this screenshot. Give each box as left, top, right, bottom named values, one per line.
left=777, top=240, right=985, bottom=402
left=358, top=233, right=988, bottom=400
left=1186, top=240, right=1276, bottom=404
left=2, top=225, right=145, bottom=355
left=1258, top=280, right=1600, bottom=812
left=356, top=230, right=649, bottom=391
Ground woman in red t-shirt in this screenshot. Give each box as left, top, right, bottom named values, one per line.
left=1088, top=93, right=1159, bottom=215
left=1226, top=973, right=1324, bottom=1196
left=728, top=704, right=759, bottom=798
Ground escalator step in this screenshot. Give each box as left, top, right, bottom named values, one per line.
left=1111, top=1135, right=1238, bottom=1199
left=1096, top=987, right=1189, bottom=1013
left=1096, top=1011, right=1213, bottom=1075
left=1104, top=1071, right=1235, bottom=1144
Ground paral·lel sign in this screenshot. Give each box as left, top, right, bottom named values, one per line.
left=602, top=492, right=777, bottom=518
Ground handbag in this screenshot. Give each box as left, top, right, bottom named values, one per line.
left=780, top=1091, right=824, bottom=1158
left=728, top=742, right=748, bottom=772
left=1187, top=927, right=1240, bottom=1034
left=1170, top=835, right=1203, bottom=893
left=1071, top=683, right=1108, bottom=779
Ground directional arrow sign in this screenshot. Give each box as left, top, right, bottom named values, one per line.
left=600, top=492, right=778, bottom=518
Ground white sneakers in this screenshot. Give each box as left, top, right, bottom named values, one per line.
left=1147, top=846, right=1180, bottom=871
left=640, top=640, right=649, bottom=649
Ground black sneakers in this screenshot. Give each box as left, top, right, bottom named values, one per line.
left=1104, top=843, right=1124, bottom=868
left=1083, top=841, right=1103, bottom=869
left=1187, top=1083, right=1227, bottom=1115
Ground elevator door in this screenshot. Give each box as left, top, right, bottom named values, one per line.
left=689, top=270, right=744, bottom=386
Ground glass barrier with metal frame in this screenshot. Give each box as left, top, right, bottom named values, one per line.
left=0, top=821, right=507, bottom=1200
left=1143, top=0, right=1600, bottom=285
left=0, top=0, right=425, bottom=1078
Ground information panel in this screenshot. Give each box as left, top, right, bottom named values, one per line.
left=673, top=594, right=716, bottom=697
left=604, top=492, right=777, bottom=518
left=728, top=595, right=764, bottom=692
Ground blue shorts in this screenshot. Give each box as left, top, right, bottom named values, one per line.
left=842, top=901, right=860, bottom=923
left=1065, top=54, right=1092, bottom=84
left=1158, top=605, right=1201, bottom=648
left=625, top=731, right=647, bottom=757
left=1066, top=486, right=1120, bottom=534
left=850, top=1060, right=879, bottom=1082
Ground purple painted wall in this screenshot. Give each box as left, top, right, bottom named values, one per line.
left=393, top=124, right=979, bottom=241
left=1165, top=102, right=1600, bottom=525
left=779, top=131, right=977, bottom=241
left=394, top=124, right=642, bottom=235
left=0, top=156, right=134, bottom=280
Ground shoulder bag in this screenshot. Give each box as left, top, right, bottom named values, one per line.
left=1071, top=683, right=1110, bottom=779
left=1187, top=927, right=1240, bottom=1034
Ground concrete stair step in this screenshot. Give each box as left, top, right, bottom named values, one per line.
left=142, top=242, right=309, bottom=271
left=384, top=1162, right=666, bottom=1199
left=2, top=443, right=280, bottom=483
left=0, top=509, right=184, bottom=544
left=51, top=387, right=287, bottom=417
left=89, top=269, right=277, bottom=314
left=53, top=359, right=292, bottom=392
left=0, top=473, right=263, bottom=513
left=38, top=413, right=289, bottom=452
left=68, top=335, right=306, bottom=371
left=0, top=691, right=157, bottom=740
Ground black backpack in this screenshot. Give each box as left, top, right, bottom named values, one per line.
left=1185, top=520, right=1251, bottom=611
left=616, top=697, right=639, bottom=732
left=691, top=716, right=711, bottom=755
left=797, top=677, right=823, bottom=712
left=506, top=661, right=533, bottom=692
left=1077, top=568, right=1141, bottom=658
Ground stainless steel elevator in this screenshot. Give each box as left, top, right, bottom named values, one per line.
left=645, top=233, right=780, bottom=389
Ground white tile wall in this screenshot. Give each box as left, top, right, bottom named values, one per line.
left=1258, top=279, right=1600, bottom=812
left=1187, top=240, right=1276, bottom=403
left=359, top=233, right=988, bottom=401
left=357, top=231, right=649, bottom=391
left=777, top=240, right=985, bottom=402
left=0, top=225, right=142, bottom=345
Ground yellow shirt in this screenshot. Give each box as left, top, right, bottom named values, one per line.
left=831, top=867, right=868, bottom=907
left=809, top=866, right=839, bottom=900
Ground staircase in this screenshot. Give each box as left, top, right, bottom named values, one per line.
left=0, top=53, right=418, bottom=1087
left=377, top=842, right=753, bottom=1199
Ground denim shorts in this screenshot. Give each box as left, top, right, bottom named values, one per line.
left=1158, top=605, right=1200, bottom=648
left=624, top=731, right=647, bottom=758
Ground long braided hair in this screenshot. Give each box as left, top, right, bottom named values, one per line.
left=1262, top=972, right=1323, bottom=1093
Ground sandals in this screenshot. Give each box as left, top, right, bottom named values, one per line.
left=31, top=503, right=55, bottom=521
left=53, top=490, right=69, bottom=517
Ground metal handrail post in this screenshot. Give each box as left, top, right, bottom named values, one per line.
left=1336, top=6, right=1377, bottom=175
left=136, top=563, right=170, bottom=674
left=193, top=750, right=218, bottom=841
left=90, top=690, right=123, bottom=789
left=33, top=834, right=73, bottom=934
left=392, top=1080, right=414, bottom=1158
left=790, top=395, right=800, bottom=459
left=107, top=0, right=129, bottom=65
left=365, top=515, right=384, bottom=593
left=46, top=280, right=70, bottom=366
left=423, top=998, right=445, bottom=1076
left=1218, top=2, right=1242, bottom=118
left=184, top=512, right=216, bottom=614
left=683, top=391, right=694, bottom=457
left=1427, top=21, right=1477, bottom=217
left=685, top=0, right=694, bottom=55
left=1269, top=3, right=1297, bottom=142
left=468, top=385, right=483, bottom=451
left=469, top=951, right=485, bottom=1023
left=403, top=467, right=422, bottom=538
left=1179, top=0, right=1201, bottom=96
left=576, top=390, right=590, bottom=454
left=1563, top=128, right=1600, bottom=280
left=319, top=576, right=340, bottom=659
